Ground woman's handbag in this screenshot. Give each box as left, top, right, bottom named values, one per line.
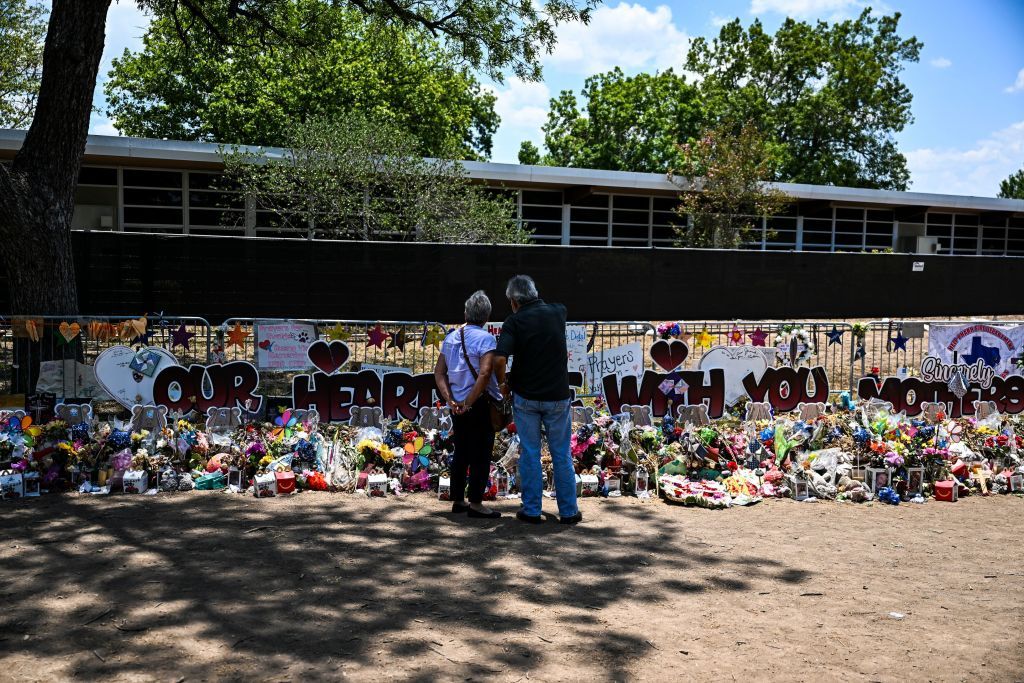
left=460, top=327, right=512, bottom=432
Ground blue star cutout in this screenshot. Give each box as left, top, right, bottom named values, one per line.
left=889, top=332, right=908, bottom=352
left=826, top=325, right=844, bottom=346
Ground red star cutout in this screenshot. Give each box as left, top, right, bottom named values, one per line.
left=366, top=324, right=388, bottom=348
left=226, top=322, right=249, bottom=348
left=748, top=328, right=768, bottom=347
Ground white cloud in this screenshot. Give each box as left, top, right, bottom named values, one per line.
left=545, top=2, right=690, bottom=76
left=1005, top=68, right=1024, bottom=93
left=905, top=120, right=1024, bottom=197
left=484, top=78, right=552, bottom=161
left=929, top=56, right=952, bottom=69
left=709, top=12, right=732, bottom=28
left=485, top=78, right=551, bottom=131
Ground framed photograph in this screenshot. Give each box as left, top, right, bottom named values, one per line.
left=865, top=467, right=893, bottom=493
left=790, top=477, right=810, bottom=501
left=1009, top=473, right=1024, bottom=493
left=906, top=467, right=925, bottom=495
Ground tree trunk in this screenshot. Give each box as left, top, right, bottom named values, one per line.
left=0, top=0, right=112, bottom=316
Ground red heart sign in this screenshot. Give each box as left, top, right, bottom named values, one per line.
left=307, top=339, right=351, bottom=375
left=650, top=339, right=689, bottom=372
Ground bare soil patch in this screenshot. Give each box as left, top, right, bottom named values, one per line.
left=1, top=493, right=1022, bottom=682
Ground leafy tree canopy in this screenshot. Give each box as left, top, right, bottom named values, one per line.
left=671, top=120, right=790, bottom=248
left=0, top=0, right=47, bottom=128
left=223, top=114, right=531, bottom=244
left=106, top=2, right=499, bottom=158
left=538, top=67, right=703, bottom=172
left=998, top=166, right=1024, bottom=199
left=687, top=9, right=921, bottom=190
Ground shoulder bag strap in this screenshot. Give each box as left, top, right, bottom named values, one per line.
left=459, top=326, right=479, bottom=381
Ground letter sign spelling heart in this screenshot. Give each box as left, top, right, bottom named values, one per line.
left=650, top=339, right=689, bottom=372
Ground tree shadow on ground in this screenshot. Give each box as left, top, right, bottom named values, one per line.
left=0, top=494, right=814, bottom=680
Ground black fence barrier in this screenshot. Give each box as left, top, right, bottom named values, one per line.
left=1, top=231, right=1022, bottom=321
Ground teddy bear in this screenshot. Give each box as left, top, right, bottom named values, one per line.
left=675, top=403, right=710, bottom=428
left=571, top=406, right=596, bottom=425
left=621, top=404, right=652, bottom=427
left=55, top=403, right=93, bottom=426
left=797, top=402, right=827, bottom=422
left=205, top=406, right=242, bottom=432
left=744, top=402, right=773, bottom=423
left=349, top=405, right=384, bottom=430
left=130, top=404, right=168, bottom=433
left=417, top=405, right=452, bottom=432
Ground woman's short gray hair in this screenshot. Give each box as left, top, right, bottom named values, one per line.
left=464, top=290, right=492, bottom=324
left=505, top=275, right=538, bottom=305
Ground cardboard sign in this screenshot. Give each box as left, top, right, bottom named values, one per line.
left=36, top=360, right=107, bottom=400
left=585, top=342, right=643, bottom=391
left=94, top=345, right=179, bottom=409
left=697, top=346, right=771, bottom=407
left=255, top=321, right=317, bottom=370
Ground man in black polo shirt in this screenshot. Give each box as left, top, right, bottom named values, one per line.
left=494, top=275, right=581, bottom=525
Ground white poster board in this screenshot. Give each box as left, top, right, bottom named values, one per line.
left=928, top=324, right=1024, bottom=377
left=255, top=321, right=317, bottom=370
left=585, top=342, right=643, bottom=392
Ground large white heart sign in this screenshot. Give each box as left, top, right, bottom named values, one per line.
left=698, top=345, right=770, bottom=406
left=94, top=345, right=179, bottom=409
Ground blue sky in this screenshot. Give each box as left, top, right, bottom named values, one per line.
left=92, top=0, right=1024, bottom=197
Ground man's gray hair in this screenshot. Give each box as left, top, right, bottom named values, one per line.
left=505, top=275, right=539, bottom=305
left=464, top=290, right=492, bottom=325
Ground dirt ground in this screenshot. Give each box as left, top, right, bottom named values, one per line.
left=1, top=492, right=1022, bottom=682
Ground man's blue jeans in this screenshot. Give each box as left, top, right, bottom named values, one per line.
left=514, top=395, right=579, bottom=518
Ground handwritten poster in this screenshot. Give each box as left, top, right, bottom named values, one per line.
left=585, top=342, right=643, bottom=391
left=255, top=321, right=316, bottom=370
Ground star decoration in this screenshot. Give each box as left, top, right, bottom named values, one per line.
left=366, top=324, right=388, bottom=348
left=325, top=323, right=351, bottom=341
left=728, top=327, right=743, bottom=345
left=748, top=328, right=768, bottom=347
left=227, top=322, right=250, bottom=348
left=826, top=325, right=844, bottom=346
left=388, top=328, right=408, bottom=350
left=694, top=328, right=714, bottom=349
left=889, top=331, right=909, bottom=352
left=170, top=322, right=195, bottom=350
left=422, top=325, right=445, bottom=348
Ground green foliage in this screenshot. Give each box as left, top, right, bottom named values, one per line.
left=105, top=3, right=498, bottom=158
left=518, top=140, right=542, bottom=166
left=998, top=167, right=1024, bottom=199
left=539, top=68, right=703, bottom=172
left=222, top=115, right=532, bottom=244
left=0, top=0, right=47, bottom=128
left=671, top=121, right=790, bottom=248
left=687, top=10, right=921, bottom=190
left=138, top=0, right=596, bottom=84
